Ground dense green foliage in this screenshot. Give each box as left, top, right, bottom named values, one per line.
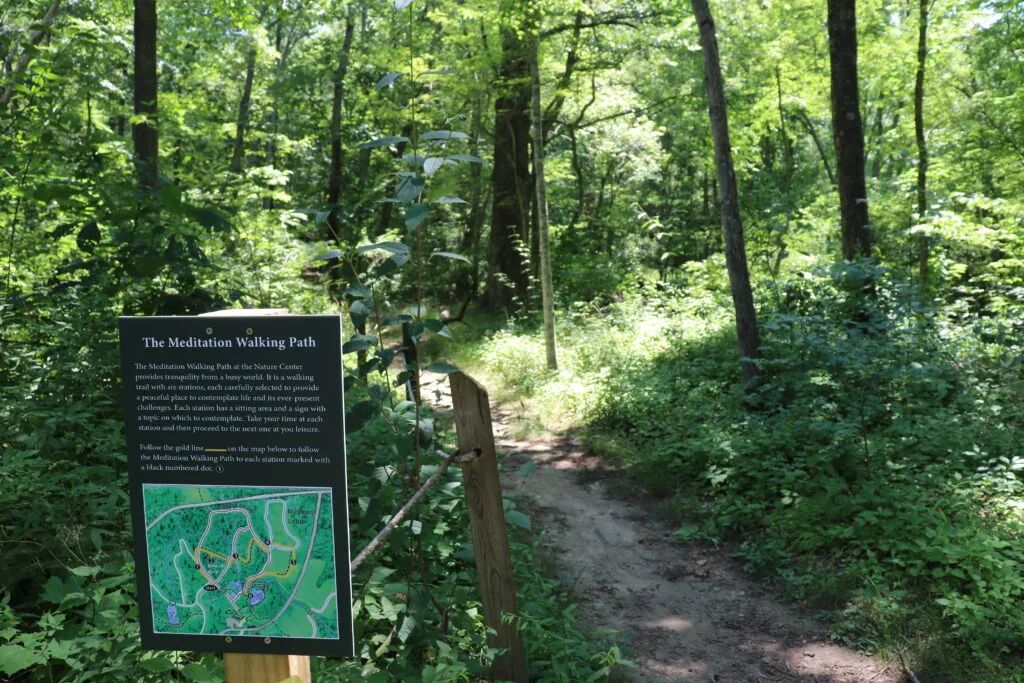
left=4, top=0, right=1024, bottom=679
left=456, top=264, right=1024, bottom=680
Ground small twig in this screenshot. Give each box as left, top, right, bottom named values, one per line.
left=350, top=447, right=480, bottom=571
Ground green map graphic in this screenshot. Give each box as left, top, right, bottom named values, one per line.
left=143, top=485, right=340, bottom=640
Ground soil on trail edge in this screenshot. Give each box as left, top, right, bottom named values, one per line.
left=489, top=406, right=901, bottom=683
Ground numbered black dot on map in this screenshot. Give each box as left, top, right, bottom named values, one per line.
left=233, top=553, right=239, bottom=559
left=195, top=563, right=201, bottom=569
left=290, top=559, right=297, bottom=565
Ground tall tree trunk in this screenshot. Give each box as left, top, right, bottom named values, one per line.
left=566, top=127, right=585, bottom=236
left=530, top=35, right=557, bottom=371
left=0, top=0, right=61, bottom=109
left=775, top=66, right=794, bottom=194
left=133, top=0, right=158, bottom=186
left=691, top=0, right=763, bottom=386
left=827, top=0, right=872, bottom=261
left=915, top=0, right=930, bottom=287
left=460, top=94, right=486, bottom=255
left=485, top=19, right=532, bottom=314
left=229, top=45, right=257, bottom=174
left=327, top=14, right=356, bottom=240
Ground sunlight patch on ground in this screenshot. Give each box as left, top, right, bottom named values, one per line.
left=643, top=616, right=694, bottom=632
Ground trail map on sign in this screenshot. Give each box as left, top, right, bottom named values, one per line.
left=143, top=484, right=340, bottom=640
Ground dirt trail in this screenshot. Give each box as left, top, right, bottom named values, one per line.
left=423, top=372, right=899, bottom=682
left=490, top=406, right=901, bottom=683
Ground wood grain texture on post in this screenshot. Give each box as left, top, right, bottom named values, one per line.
left=449, top=371, right=529, bottom=682
left=223, top=653, right=310, bottom=683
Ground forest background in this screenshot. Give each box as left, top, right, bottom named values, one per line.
left=3, top=0, right=1024, bottom=680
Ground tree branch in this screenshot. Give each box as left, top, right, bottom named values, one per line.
left=0, top=0, right=61, bottom=108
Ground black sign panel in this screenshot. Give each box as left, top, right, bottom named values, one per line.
left=119, top=315, right=354, bottom=657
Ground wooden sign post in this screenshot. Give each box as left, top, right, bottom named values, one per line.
left=450, top=372, right=529, bottom=682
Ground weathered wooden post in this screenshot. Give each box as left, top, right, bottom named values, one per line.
left=223, top=653, right=310, bottom=683
left=449, top=372, right=529, bottom=682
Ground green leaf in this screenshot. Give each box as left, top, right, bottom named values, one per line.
left=133, top=248, right=166, bottom=277
left=346, top=401, right=379, bottom=433
left=0, top=644, right=46, bottom=676
left=343, top=334, right=378, bottom=354
left=433, top=195, right=468, bottom=204
left=316, top=249, right=343, bottom=261
left=406, top=321, right=425, bottom=341
left=41, top=576, right=71, bottom=605
left=350, top=300, right=371, bottom=329
left=424, top=362, right=459, bottom=374
left=423, top=319, right=452, bottom=338
left=158, top=182, right=182, bottom=210
left=181, top=662, right=219, bottom=682
left=405, top=204, right=428, bottom=231
left=376, top=252, right=409, bottom=276
left=448, top=153, right=484, bottom=164
left=69, top=565, right=100, bottom=577
left=76, top=221, right=101, bottom=249
left=346, top=283, right=371, bottom=299
left=139, top=656, right=176, bottom=673
left=382, top=313, right=413, bottom=326
left=356, top=241, right=409, bottom=255
left=396, top=176, right=425, bottom=203
left=185, top=207, right=233, bottom=232
left=358, top=136, right=410, bottom=150
left=519, top=461, right=536, bottom=478
left=398, top=615, right=417, bottom=643
left=421, top=130, right=470, bottom=141
left=423, top=157, right=444, bottom=177
left=506, top=510, right=532, bottom=530
left=430, top=250, right=470, bottom=263
left=376, top=72, right=403, bottom=89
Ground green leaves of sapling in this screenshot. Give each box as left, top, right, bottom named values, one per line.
left=376, top=72, right=403, bottom=89
left=405, top=204, right=428, bottom=231
left=358, top=135, right=410, bottom=150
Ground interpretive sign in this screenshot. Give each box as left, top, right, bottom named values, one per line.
left=119, top=315, right=354, bottom=657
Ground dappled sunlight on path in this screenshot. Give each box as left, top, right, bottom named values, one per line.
left=491, top=406, right=900, bottom=683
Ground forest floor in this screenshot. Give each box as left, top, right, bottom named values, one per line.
left=424, top=372, right=902, bottom=681
left=489, top=400, right=903, bottom=683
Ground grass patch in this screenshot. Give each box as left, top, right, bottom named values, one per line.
left=451, top=272, right=1024, bottom=681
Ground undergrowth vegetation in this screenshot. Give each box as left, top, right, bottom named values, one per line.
left=0, top=278, right=625, bottom=682
left=454, top=267, right=1024, bottom=682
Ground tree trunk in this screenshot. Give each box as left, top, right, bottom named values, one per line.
left=775, top=66, right=794, bottom=194
left=327, top=14, right=355, bottom=240
left=0, top=0, right=61, bottom=108
left=566, top=127, right=585, bottom=236
left=229, top=45, right=257, bottom=174
left=914, top=0, right=929, bottom=287
left=133, top=0, right=158, bottom=186
left=691, top=0, right=762, bottom=386
left=530, top=35, right=557, bottom=371
left=827, top=0, right=872, bottom=261
left=485, top=20, right=532, bottom=314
